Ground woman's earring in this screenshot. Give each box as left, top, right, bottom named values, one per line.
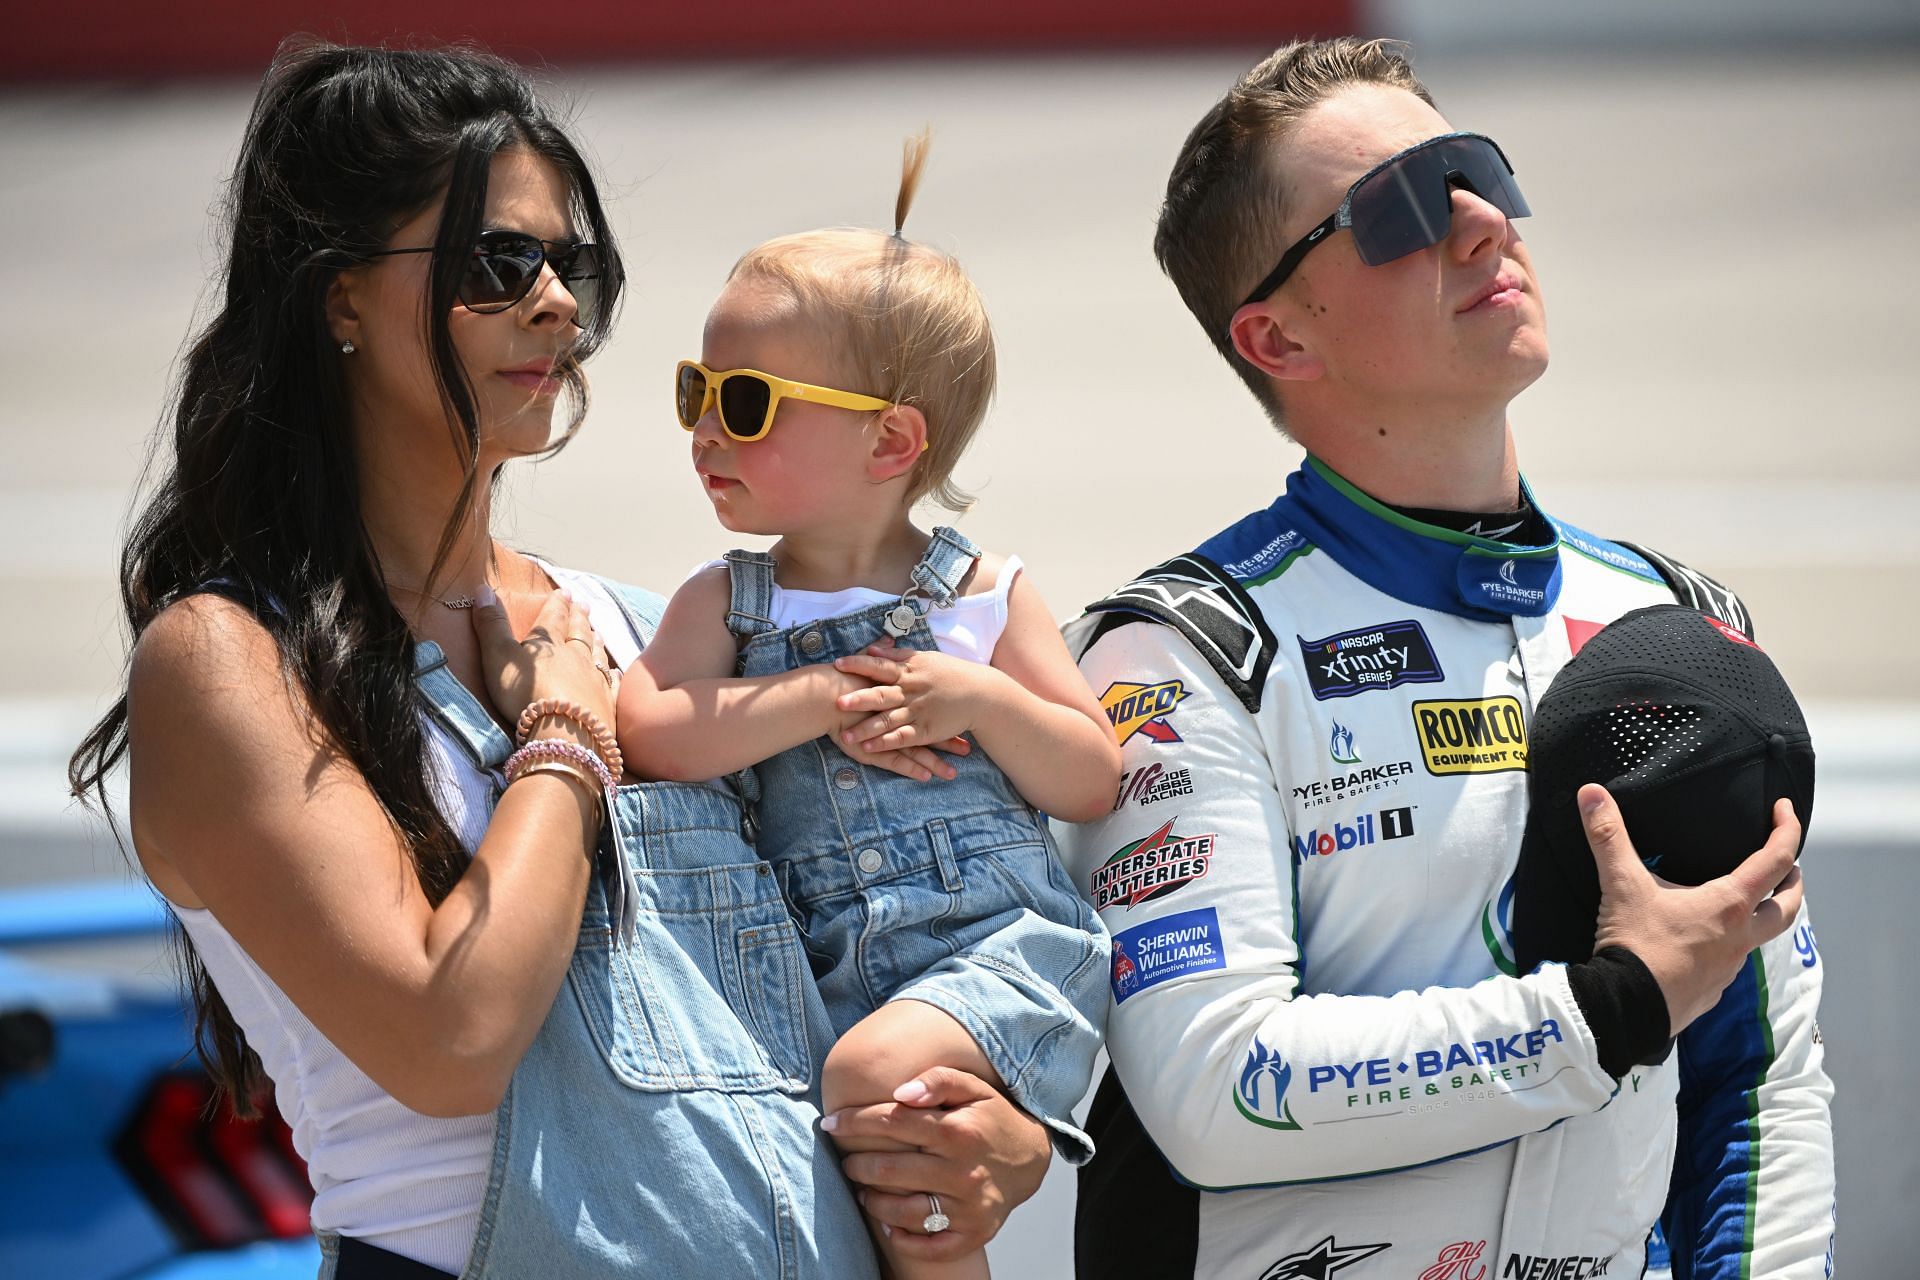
left=340, top=339, right=357, bottom=355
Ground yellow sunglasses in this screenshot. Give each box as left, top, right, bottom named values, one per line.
left=675, top=359, right=893, bottom=443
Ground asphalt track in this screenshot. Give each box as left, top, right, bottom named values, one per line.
left=2, top=47, right=1916, bottom=1275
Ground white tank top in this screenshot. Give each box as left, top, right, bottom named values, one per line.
left=709, top=554, right=1022, bottom=664
left=171, top=566, right=639, bottom=1272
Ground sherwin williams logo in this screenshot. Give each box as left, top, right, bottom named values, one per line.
left=1111, top=945, right=1138, bottom=998
left=1090, top=819, right=1215, bottom=909
left=1329, top=721, right=1360, bottom=765
left=1411, top=696, right=1528, bottom=774
left=1109, top=908, right=1225, bottom=1004
left=1234, top=1037, right=1302, bottom=1130
left=1297, top=619, right=1444, bottom=700
left=1483, top=876, right=1517, bottom=977
left=1100, top=679, right=1190, bottom=745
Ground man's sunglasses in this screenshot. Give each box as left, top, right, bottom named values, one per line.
left=1237, top=132, right=1530, bottom=315
left=675, top=360, right=893, bottom=443
left=368, top=230, right=607, bottom=328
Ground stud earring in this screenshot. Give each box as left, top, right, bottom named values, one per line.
left=340, top=340, right=357, bottom=355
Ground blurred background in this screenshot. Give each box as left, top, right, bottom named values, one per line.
left=3, top=1, right=1916, bottom=1275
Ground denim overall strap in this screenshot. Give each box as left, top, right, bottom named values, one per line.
left=587, top=575, right=666, bottom=649
left=412, top=637, right=633, bottom=941
left=413, top=641, right=515, bottom=770
left=909, top=526, right=980, bottom=608
left=723, top=550, right=780, bottom=639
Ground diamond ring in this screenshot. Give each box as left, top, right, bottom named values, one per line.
left=921, top=1192, right=949, bottom=1234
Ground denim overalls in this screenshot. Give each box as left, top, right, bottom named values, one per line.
left=319, top=576, right=879, bottom=1280
left=726, top=529, right=1107, bottom=1157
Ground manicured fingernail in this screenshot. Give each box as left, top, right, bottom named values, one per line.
left=477, top=583, right=497, bottom=606
left=881, top=1224, right=893, bottom=1239
left=819, top=1113, right=839, bottom=1133
left=894, top=1080, right=931, bottom=1104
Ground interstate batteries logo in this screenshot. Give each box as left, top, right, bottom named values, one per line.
left=1089, top=819, right=1215, bottom=909
left=1099, top=679, right=1191, bottom=745
left=1411, top=696, right=1528, bottom=775
left=1297, top=619, right=1444, bottom=700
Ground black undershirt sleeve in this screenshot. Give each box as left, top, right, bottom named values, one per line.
left=1565, top=946, right=1673, bottom=1079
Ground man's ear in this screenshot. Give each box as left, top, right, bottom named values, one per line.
left=866, top=404, right=928, bottom=484
left=1229, top=302, right=1325, bottom=384
left=325, top=270, right=363, bottom=349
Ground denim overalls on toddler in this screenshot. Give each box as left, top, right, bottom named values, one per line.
left=726, top=528, right=1108, bottom=1158
left=318, top=576, right=879, bottom=1280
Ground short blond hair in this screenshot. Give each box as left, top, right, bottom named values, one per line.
left=729, top=134, right=994, bottom=513
left=1155, top=38, right=1435, bottom=428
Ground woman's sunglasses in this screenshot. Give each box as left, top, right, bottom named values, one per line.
left=675, top=360, right=893, bottom=443
left=368, top=230, right=607, bottom=328
left=1237, top=132, right=1530, bottom=315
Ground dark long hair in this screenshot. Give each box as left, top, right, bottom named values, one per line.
left=67, top=38, right=625, bottom=1110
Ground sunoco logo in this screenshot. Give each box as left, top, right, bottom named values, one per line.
left=1099, top=679, right=1190, bottom=746
left=1090, top=819, right=1215, bottom=909
left=1411, top=696, right=1528, bottom=775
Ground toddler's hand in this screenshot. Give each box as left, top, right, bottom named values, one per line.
left=834, top=644, right=998, bottom=757
left=829, top=660, right=967, bottom=782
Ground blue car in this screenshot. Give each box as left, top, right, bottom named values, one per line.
left=0, top=880, right=319, bottom=1278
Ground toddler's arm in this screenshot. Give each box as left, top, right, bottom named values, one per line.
left=619, top=568, right=960, bottom=783
left=835, top=564, right=1121, bottom=820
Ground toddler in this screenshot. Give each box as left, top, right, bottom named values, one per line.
left=616, top=137, right=1117, bottom=1280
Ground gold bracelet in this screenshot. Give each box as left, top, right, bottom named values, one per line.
left=516, top=759, right=606, bottom=817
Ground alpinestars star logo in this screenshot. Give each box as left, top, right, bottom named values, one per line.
left=1258, top=1235, right=1392, bottom=1280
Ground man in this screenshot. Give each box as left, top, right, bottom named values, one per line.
left=1059, top=38, right=1834, bottom=1279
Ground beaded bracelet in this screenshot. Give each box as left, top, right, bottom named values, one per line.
left=515, top=697, right=622, bottom=780
left=505, top=738, right=615, bottom=800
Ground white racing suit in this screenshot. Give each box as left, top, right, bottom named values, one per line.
left=1058, top=457, right=1834, bottom=1280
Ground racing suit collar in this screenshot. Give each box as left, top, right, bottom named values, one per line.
left=1283, top=456, right=1563, bottom=620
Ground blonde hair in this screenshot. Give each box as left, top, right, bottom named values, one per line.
left=1155, top=38, right=1435, bottom=428
left=729, top=131, right=994, bottom=513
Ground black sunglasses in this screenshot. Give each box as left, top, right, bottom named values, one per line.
left=1236, top=132, right=1530, bottom=316
left=368, top=229, right=606, bottom=328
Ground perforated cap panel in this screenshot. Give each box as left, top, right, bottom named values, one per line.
left=1513, top=605, right=1814, bottom=971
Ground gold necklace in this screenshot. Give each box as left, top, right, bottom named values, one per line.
left=390, top=581, right=483, bottom=610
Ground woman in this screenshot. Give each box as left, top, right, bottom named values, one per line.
left=69, top=40, right=1053, bottom=1279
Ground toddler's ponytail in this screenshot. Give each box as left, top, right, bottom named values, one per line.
left=895, top=127, right=931, bottom=237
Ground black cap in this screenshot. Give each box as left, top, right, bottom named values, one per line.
left=1513, top=604, right=1814, bottom=974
